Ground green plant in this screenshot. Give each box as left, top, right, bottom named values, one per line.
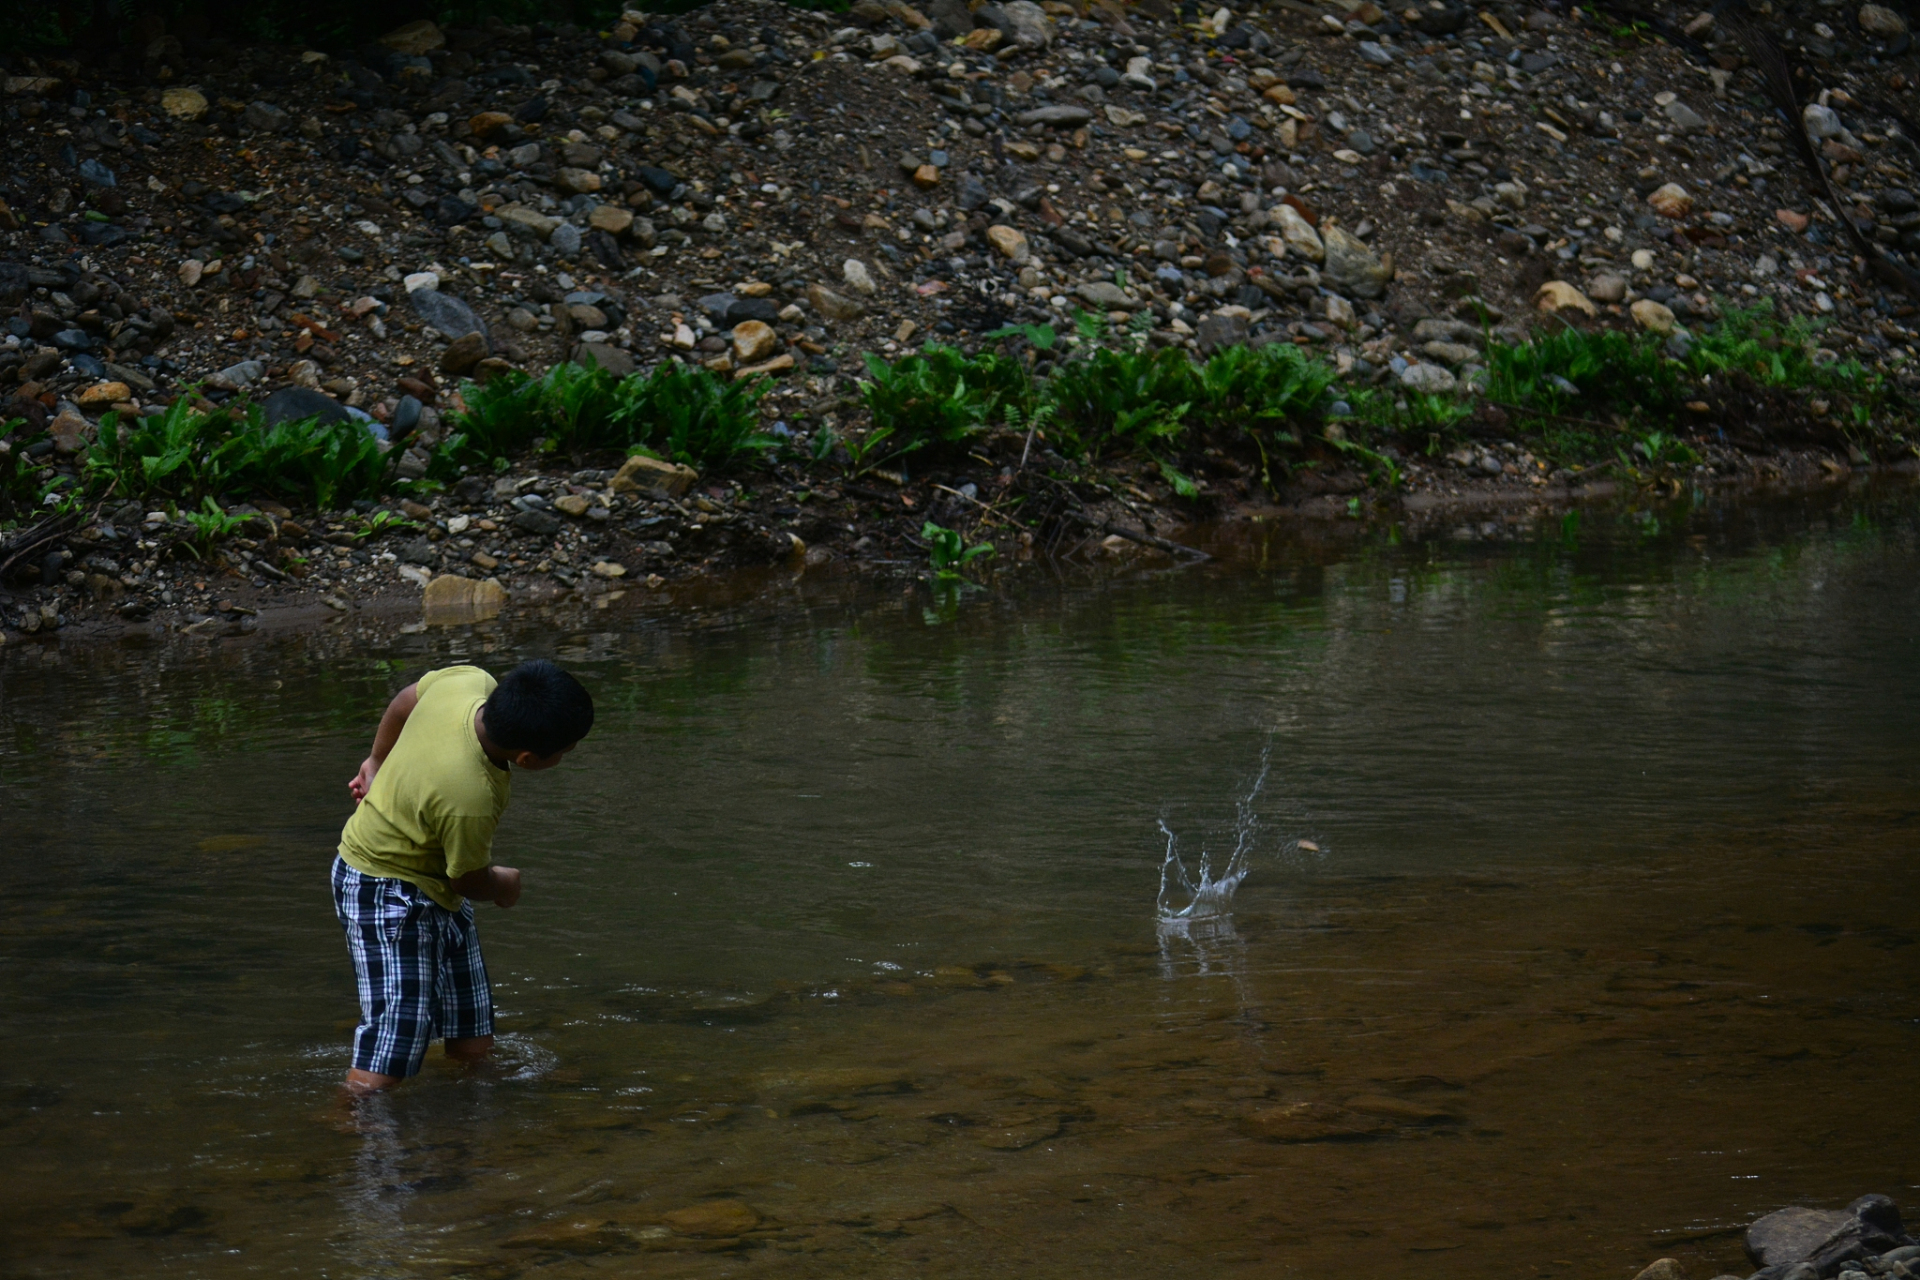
left=1485, top=325, right=1681, bottom=423
left=617, top=361, right=774, bottom=470
left=922, top=520, right=994, bottom=578
left=1199, top=342, right=1338, bottom=428
left=860, top=345, right=1031, bottom=457
left=179, top=496, right=248, bottom=557
left=1628, top=431, right=1701, bottom=468
left=1043, top=344, right=1198, bottom=456
left=446, top=360, right=772, bottom=472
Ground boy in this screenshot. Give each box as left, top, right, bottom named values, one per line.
left=333, top=659, right=593, bottom=1093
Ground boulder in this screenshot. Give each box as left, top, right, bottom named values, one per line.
left=731, top=320, right=779, bottom=363
left=1647, top=183, right=1694, bottom=219
left=1321, top=225, right=1390, bottom=299
left=1194, top=311, right=1248, bottom=353
left=379, top=19, right=445, bottom=55
left=1273, top=204, right=1324, bottom=261
left=440, top=331, right=490, bottom=376
left=986, top=225, right=1030, bottom=263
left=611, top=453, right=698, bottom=499
left=1075, top=280, right=1132, bottom=308
left=1001, top=0, right=1053, bottom=47
left=412, top=289, right=490, bottom=343
left=1630, top=298, right=1676, bottom=334
left=421, top=574, right=507, bottom=622
left=807, top=283, right=865, bottom=322
left=1746, top=1208, right=1852, bottom=1269
left=1860, top=4, right=1907, bottom=35
left=574, top=342, right=634, bottom=377
left=1015, top=105, right=1092, bottom=128
left=1535, top=280, right=1597, bottom=317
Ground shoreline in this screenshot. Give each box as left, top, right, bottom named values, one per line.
left=6, top=453, right=1912, bottom=651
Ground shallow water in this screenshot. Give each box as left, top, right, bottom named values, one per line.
left=3, top=488, right=1919, bottom=1279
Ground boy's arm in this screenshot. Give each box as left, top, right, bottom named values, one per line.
left=348, top=682, right=420, bottom=803
left=451, top=865, right=523, bottom=908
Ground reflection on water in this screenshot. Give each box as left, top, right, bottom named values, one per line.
left=3, top=485, right=1919, bottom=1279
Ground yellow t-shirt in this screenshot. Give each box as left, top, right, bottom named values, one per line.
left=338, top=665, right=511, bottom=910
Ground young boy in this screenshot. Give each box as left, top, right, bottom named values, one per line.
left=333, top=659, right=593, bottom=1093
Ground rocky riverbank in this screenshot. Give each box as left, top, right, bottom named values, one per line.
left=1627, top=1194, right=1918, bottom=1280
left=4, top=0, right=1920, bottom=639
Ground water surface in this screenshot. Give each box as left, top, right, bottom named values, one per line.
left=3, top=488, right=1918, bottom=1278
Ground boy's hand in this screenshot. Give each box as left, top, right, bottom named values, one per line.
left=451, top=865, right=522, bottom=908
left=348, top=757, right=378, bottom=804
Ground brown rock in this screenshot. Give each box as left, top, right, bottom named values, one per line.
left=912, top=164, right=941, bottom=189
left=1776, top=208, right=1810, bottom=233
left=1633, top=1261, right=1687, bottom=1280
left=986, top=225, right=1030, bottom=262
left=422, top=574, right=508, bottom=622
left=588, top=204, right=634, bottom=235
left=736, top=353, right=795, bottom=380
left=49, top=410, right=91, bottom=455
left=1860, top=3, right=1907, bottom=35
left=553, top=493, right=592, bottom=517
left=1535, top=280, right=1597, bottom=317
left=806, top=283, right=865, bottom=322
left=661, top=1201, right=760, bottom=1237
left=611, top=453, right=698, bottom=499
left=378, top=18, right=445, bottom=55
left=1646, top=182, right=1694, bottom=219
left=556, top=168, right=603, bottom=194
left=1631, top=298, right=1677, bottom=334
left=1587, top=272, right=1628, bottom=304
left=468, top=111, right=512, bottom=139
left=77, top=381, right=131, bottom=408
left=731, top=319, right=779, bottom=363
left=441, top=331, right=490, bottom=376
left=472, top=357, right=516, bottom=384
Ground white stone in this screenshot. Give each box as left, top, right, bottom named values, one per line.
left=843, top=258, right=877, bottom=295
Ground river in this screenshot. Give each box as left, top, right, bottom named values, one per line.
left=3, top=486, right=1916, bottom=1278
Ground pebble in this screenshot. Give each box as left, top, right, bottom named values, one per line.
left=842, top=258, right=878, bottom=295
left=1273, top=205, right=1325, bottom=262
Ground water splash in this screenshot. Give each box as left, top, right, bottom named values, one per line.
left=1156, top=741, right=1273, bottom=922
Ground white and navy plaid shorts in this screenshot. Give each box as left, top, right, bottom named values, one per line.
left=331, top=856, right=494, bottom=1078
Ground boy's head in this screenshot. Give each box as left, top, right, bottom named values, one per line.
left=482, top=660, right=594, bottom=769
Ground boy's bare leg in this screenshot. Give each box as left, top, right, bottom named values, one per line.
left=445, top=1035, right=494, bottom=1064
left=345, top=1068, right=404, bottom=1094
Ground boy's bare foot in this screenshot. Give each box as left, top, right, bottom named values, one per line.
left=445, top=1035, right=494, bottom=1065
left=344, top=1067, right=403, bottom=1094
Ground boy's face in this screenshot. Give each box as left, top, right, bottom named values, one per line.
left=509, top=742, right=577, bottom=772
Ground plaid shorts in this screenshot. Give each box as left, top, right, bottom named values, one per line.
left=331, top=856, right=494, bottom=1078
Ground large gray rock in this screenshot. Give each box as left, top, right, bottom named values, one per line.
left=1194, top=311, right=1248, bottom=353
left=260, top=385, right=350, bottom=427
left=1001, top=0, right=1052, bottom=47
left=1746, top=1208, right=1852, bottom=1269
left=1016, top=105, right=1092, bottom=128
left=928, top=0, right=971, bottom=38
left=411, top=289, right=490, bottom=343
left=1321, top=225, right=1391, bottom=300
left=1075, top=280, right=1131, bottom=308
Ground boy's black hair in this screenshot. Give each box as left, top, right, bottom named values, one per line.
left=483, top=660, right=594, bottom=757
